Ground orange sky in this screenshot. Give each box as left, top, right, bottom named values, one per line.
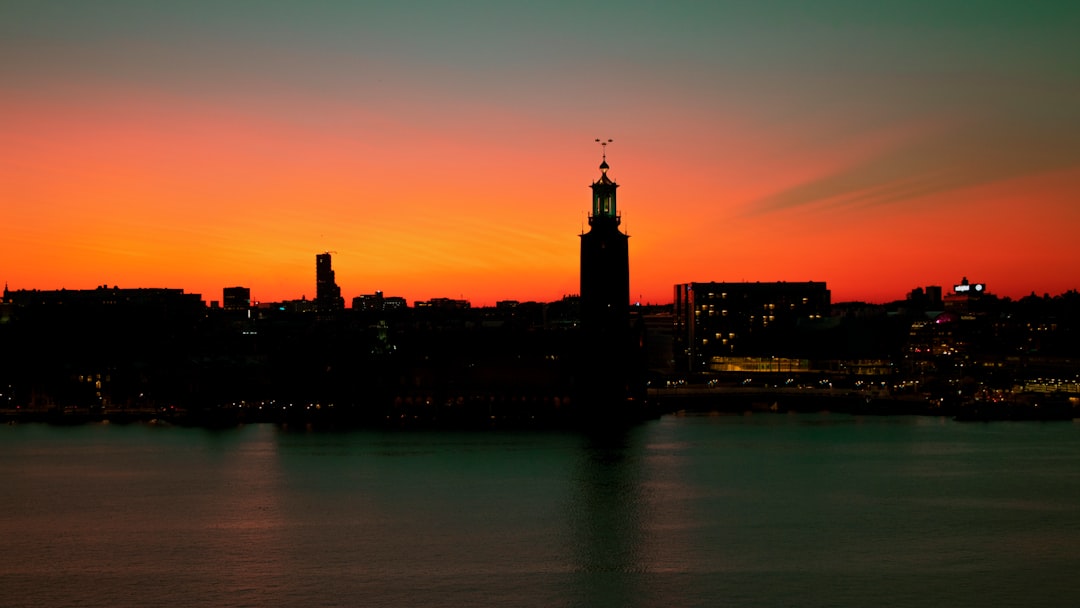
left=3, top=2, right=1079, bottom=306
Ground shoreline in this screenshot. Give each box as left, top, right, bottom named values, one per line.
left=3, top=386, right=1076, bottom=426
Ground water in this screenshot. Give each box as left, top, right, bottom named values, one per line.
left=3, top=414, right=1080, bottom=607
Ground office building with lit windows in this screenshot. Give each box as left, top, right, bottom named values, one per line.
left=352, top=291, right=408, bottom=312
left=673, top=281, right=830, bottom=372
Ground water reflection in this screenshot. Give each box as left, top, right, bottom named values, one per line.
left=198, top=425, right=289, bottom=597
left=567, top=427, right=652, bottom=607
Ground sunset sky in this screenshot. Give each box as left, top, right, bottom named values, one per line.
left=4, top=1, right=1079, bottom=306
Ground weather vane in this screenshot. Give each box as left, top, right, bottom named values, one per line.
left=595, top=138, right=613, bottom=161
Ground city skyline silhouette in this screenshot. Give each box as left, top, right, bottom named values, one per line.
left=4, top=145, right=1077, bottom=308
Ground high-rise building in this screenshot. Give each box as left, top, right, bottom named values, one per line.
left=315, top=253, right=345, bottom=312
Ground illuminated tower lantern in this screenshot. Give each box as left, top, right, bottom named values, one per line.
left=579, top=139, right=630, bottom=335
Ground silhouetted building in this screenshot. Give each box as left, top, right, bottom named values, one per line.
left=579, top=153, right=629, bottom=334
left=0, top=285, right=13, bottom=325
left=944, top=277, right=987, bottom=313
left=353, top=291, right=385, bottom=312
left=353, top=291, right=408, bottom=312
left=926, top=285, right=943, bottom=308
left=674, top=281, right=830, bottom=372
left=906, top=285, right=944, bottom=312
left=315, top=253, right=345, bottom=312
left=0, top=286, right=206, bottom=410
left=4, top=286, right=204, bottom=314
left=575, top=146, right=645, bottom=412
left=223, top=286, right=250, bottom=312
left=415, top=298, right=470, bottom=310
left=280, top=296, right=317, bottom=314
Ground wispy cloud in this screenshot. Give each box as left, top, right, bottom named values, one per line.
left=744, top=118, right=1080, bottom=218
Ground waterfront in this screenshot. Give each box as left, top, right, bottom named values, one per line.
left=3, top=414, right=1079, bottom=607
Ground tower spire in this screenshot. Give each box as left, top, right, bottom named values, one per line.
left=595, top=138, right=612, bottom=161
left=595, top=138, right=613, bottom=174
left=589, top=138, right=618, bottom=222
